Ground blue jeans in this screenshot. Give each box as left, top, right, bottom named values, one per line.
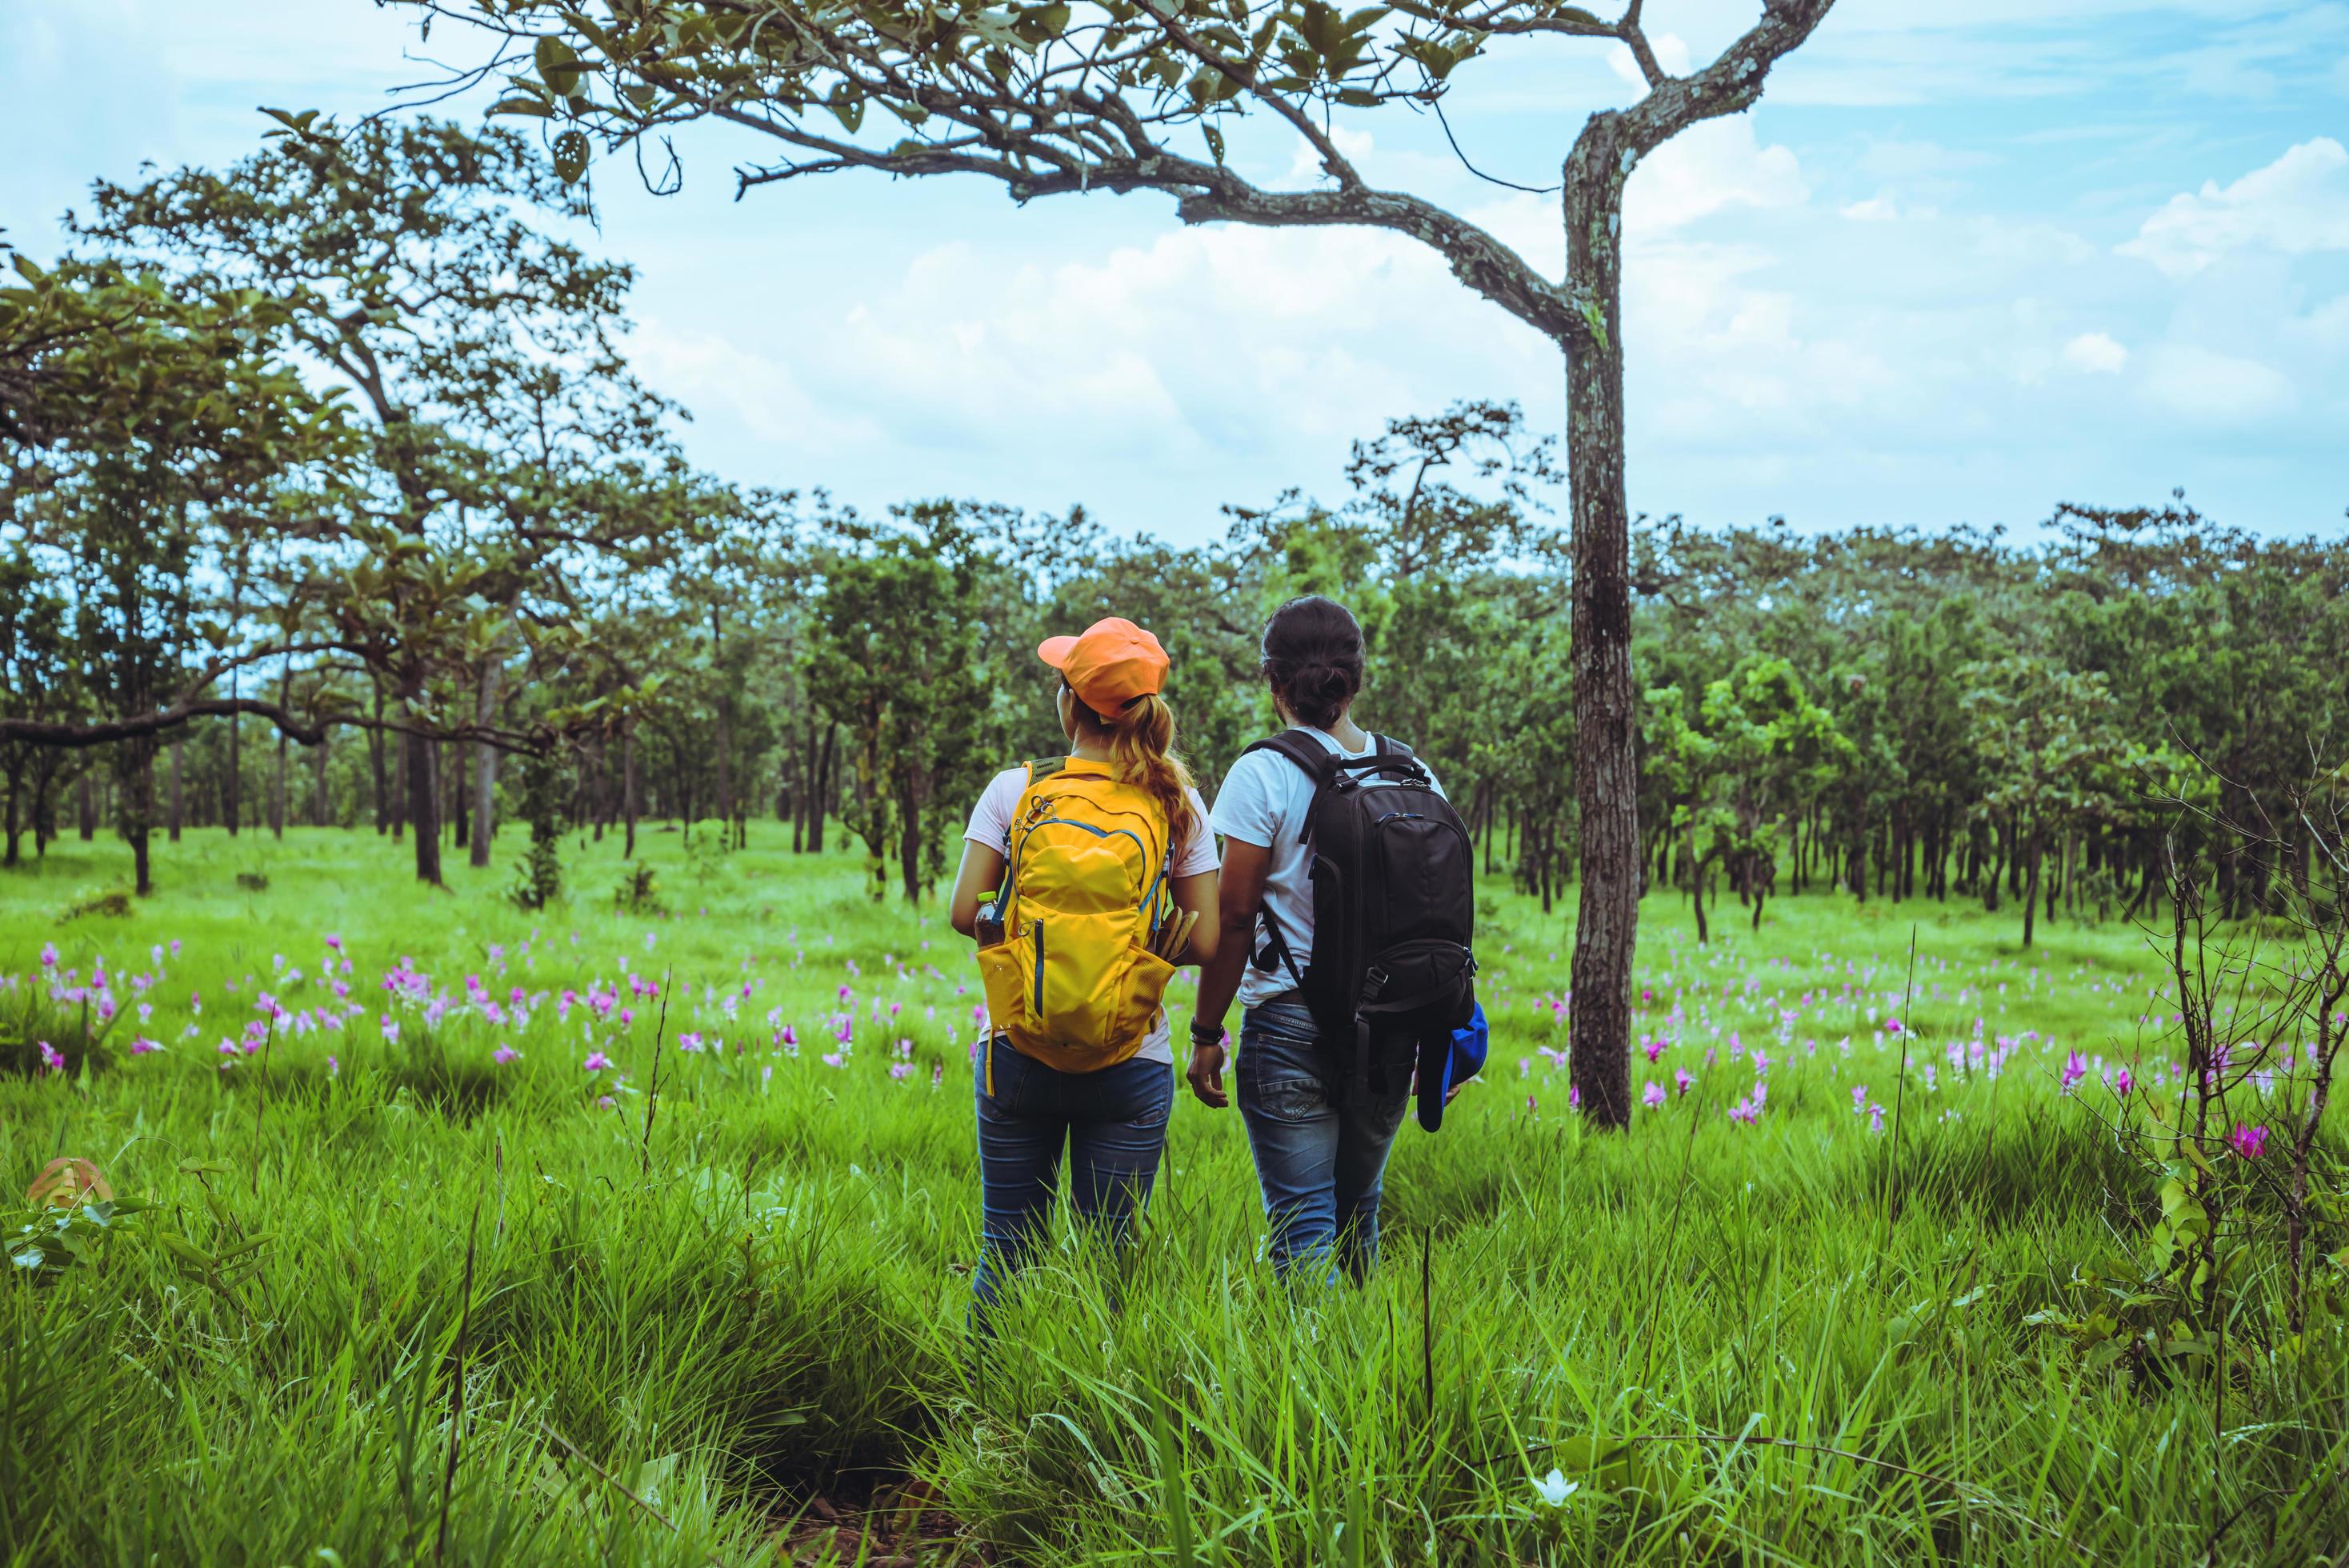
left=973, top=1037, right=1174, bottom=1317
left=1236, top=996, right=1410, bottom=1283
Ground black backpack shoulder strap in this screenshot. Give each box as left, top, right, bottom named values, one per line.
left=1241, top=730, right=1336, bottom=782
left=1242, top=730, right=1343, bottom=846
left=1372, top=734, right=1414, bottom=761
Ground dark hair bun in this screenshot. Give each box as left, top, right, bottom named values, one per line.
left=1262, top=597, right=1364, bottom=728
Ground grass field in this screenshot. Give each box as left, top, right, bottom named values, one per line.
left=3, top=823, right=2343, bottom=1566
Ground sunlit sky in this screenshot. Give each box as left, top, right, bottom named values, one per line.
left=6, top=1, right=2347, bottom=545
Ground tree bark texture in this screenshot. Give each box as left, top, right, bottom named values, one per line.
left=406, top=695, right=442, bottom=884
left=471, top=652, right=503, bottom=868
left=1563, top=117, right=1638, bottom=1131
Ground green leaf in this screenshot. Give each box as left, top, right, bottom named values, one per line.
left=489, top=97, right=557, bottom=119
left=1203, top=123, right=1227, bottom=165
left=552, top=130, right=591, bottom=185
left=156, top=1231, right=218, bottom=1270
left=535, top=34, right=583, bottom=98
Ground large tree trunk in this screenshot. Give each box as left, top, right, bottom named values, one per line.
left=123, top=738, right=154, bottom=897
left=406, top=695, right=442, bottom=884
left=226, top=666, right=242, bottom=837
left=470, top=652, right=503, bottom=869
left=370, top=678, right=389, bottom=834
left=168, top=734, right=184, bottom=842
left=897, top=774, right=924, bottom=902
left=77, top=770, right=96, bottom=841
left=2021, top=825, right=2042, bottom=950
left=270, top=658, right=290, bottom=839
left=1563, top=120, right=1638, bottom=1131
left=622, top=719, right=638, bottom=860
left=2, top=765, right=18, bottom=866
left=313, top=729, right=330, bottom=826
left=810, top=722, right=835, bottom=854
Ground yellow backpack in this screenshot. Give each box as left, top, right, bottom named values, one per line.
left=976, top=757, right=1177, bottom=1081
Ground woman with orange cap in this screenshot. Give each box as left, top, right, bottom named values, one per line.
left=949, top=616, right=1219, bottom=1319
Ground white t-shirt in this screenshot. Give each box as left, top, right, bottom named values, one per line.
left=964, top=762, right=1216, bottom=1066
left=1208, top=728, right=1447, bottom=1012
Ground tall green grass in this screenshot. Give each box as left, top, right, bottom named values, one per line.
left=2, top=825, right=2341, bottom=1564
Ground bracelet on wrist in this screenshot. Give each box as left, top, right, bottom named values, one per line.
left=1188, top=1019, right=1227, bottom=1048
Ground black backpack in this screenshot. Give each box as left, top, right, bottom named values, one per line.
left=1243, top=732, right=1477, bottom=1104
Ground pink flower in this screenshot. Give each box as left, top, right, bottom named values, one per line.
left=678, top=1031, right=705, bottom=1053
left=1641, top=1081, right=1667, bottom=1110
left=2228, top=1123, right=2269, bottom=1160
left=583, top=1050, right=612, bottom=1072
left=1851, top=1084, right=1868, bottom=1113
left=2061, top=1050, right=2087, bottom=1094
left=2115, top=1066, right=2134, bottom=1098
left=889, top=1062, right=914, bottom=1080
left=380, top=1016, right=399, bottom=1045
left=327, top=1054, right=339, bottom=1077
left=36, top=1040, right=64, bottom=1074
left=1643, top=1038, right=1665, bottom=1063
left=492, top=1045, right=519, bottom=1066
left=1674, top=1067, right=1694, bottom=1096
left=597, top=1094, right=617, bottom=1110
left=822, top=1051, right=843, bottom=1067
left=130, top=1036, right=161, bottom=1055
left=324, top=934, right=344, bottom=953
left=38, top=942, right=58, bottom=969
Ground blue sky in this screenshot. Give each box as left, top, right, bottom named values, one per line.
left=6, top=1, right=2346, bottom=546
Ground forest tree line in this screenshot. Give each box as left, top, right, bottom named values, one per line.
left=5, top=118, right=2346, bottom=953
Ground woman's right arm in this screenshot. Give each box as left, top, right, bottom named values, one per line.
left=1186, top=836, right=1270, bottom=1108
left=947, top=841, right=1007, bottom=939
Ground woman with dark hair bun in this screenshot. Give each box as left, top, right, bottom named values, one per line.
left=1186, top=595, right=1451, bottom=1282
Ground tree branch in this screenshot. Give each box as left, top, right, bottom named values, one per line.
left=1619, top=0, right=1835, bottom=155
left=2, top=698, right=334, bottom=750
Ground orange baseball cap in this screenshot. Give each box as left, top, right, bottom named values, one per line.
left=1038, top=617, right=1170, bottom=714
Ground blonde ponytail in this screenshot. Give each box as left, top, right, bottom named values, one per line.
left=1106, top=694, right=1196, bottom=852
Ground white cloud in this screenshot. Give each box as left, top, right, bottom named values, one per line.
left=2140, top=344, right=2295, bottom=423
left=2061, top=331, right=2130, bottom=374
left=1841, top=195, right=1902, bottom=222
left=1625, top=117, right=1809, bottom=234
left=2308, top=294, right=2349, bottom=346
left=2119, top=137, right=2349, bottom=277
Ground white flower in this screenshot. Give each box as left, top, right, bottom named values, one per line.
left=1531, top=1469, right=1579, bottom=1507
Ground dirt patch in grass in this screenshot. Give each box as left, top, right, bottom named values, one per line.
left=770, top=1474, right=993, bottom=1566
